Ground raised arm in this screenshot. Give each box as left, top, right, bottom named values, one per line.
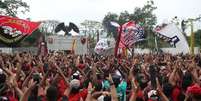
left=108, top=74, right=118, bottom=101
left=22, top=69, right=34, bottom=91
left=156, top=78, right=169, bottom=101
left=20, top=80, right=37, bottom=101
left=129, top=77, right=139, bottom=101
left=55, top=63, right=69, bottom=86
left=169, top=63, right=177, bottom=86
left=39, top=70, right=50, bottom=87
left=91, top=62, right=98, bottom=85
left=15, top=62, right=22, bottom=81
left=12, top=77, right=24, bottom=98
left=85, top=82, right=93, bottom=101
left=1, top=61, right=24, bottom=98
left=189, top=61, right=201, bottom=85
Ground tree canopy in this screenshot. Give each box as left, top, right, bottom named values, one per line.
left=0, top=0, right=29, bottom=17
left=186, top=30, right=201, bottom=48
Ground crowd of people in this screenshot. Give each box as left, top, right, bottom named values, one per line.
left=0, top=52, right=201, bottom=101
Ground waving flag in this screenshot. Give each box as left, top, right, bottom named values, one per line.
left=154, top=23, right=190, bottom=54
left=119, top=21, right=145, bottom=48
left=94, top=39, right=111, bottom=55
left=110, top=21, right=145, bottom=57
left=0, top=15, right=40, bottom=44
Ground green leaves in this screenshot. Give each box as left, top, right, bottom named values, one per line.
left=0, top=0, right=29, bottom=17
left=102, top=12, right=119, bottom=39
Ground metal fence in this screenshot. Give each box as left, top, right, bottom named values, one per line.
left=0, top=47, right=38, bottom=54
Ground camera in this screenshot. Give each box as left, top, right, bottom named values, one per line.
left=32, top=73, right=40, bottom=84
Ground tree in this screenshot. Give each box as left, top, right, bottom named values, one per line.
left=102, top=12, right=119, bottom=39
left=80, top=20, right=103, bottom=36
left=0, top=0, right=29, bottom=17
left=194, top=30, right=201, bottom=47
left=186, top=30, right=201, bottom=48
left=130, top=0, right=157, bottom=49
left=118, top=11, right=130, bottom=25
left=39, top=20, right=60, bottom=35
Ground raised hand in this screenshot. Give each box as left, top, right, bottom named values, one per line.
left=131, top=77, right=139, bottom=93
left=28, top=79, right=37, bottom=89
left=156, top=77, right=170, bottom=101
left=87, top=82, right=93, bottom=94
left=107, top=74, right=114, bottom=85
left=156, top=77, right=162, bottom=94
left=38, top=86, right=45, bottom=96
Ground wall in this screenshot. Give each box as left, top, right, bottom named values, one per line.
left=132, top=47, right=200, bottom=55
left=47, top=35, right=88, bottom=55
left=0, top=47, right=38, bottom=54
left=0, top=48, right=12, bottom=54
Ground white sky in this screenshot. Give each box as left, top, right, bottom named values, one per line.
left=20, top=0, right=201, bottom=29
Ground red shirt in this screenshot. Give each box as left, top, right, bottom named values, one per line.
left=130, top=90, right=144, bottom=100
left=58, top=79, right=67, bottom=97
left=4, top=93, right=18, bottom=101
left=8, top=96, right=18, bottom=101
left=78, top=64, right=85, bottom=70
left=69, top=89, right=88, bottom=101
left=171, top=86, right=181, bottom=101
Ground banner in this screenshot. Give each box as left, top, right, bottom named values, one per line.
left=119, top=21, right=145, bottom=48
left=94, top=39, right=110, bottom=54
left=71, top=39, right=77, bottom=54
left=37, top=35, right=48, bottom=56
left=0, top=15, right=40, bottom=44
left=154, top=23, right=190, bottom=54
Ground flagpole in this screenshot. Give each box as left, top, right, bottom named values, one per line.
left=115, top=25, right=122, bottom=57
left=71, top=38, right=76, bottom=54
left=190, top=20, right=194, bottom=55
left=97, top=30, right=99, bottom=43
left=132, top=43, right=135, bottom=58
left=154, top=35, right=158, bottom=53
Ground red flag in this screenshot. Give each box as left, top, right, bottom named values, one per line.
left=0, top=15, right=40, bottom=35
left=0, top=15, right=40, bottom=44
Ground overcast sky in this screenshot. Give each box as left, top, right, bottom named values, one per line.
left=20, top=0, right=201, bottom=29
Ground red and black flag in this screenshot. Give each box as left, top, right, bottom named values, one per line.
left=0, top=15, right=40, bottom=45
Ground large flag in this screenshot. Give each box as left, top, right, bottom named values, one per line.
left=154, top=23, right=190, bottom=54
left=94, top=39, right=110, bottom=55
left=0, top=15, right=40, bottom=44
left=119, top=21, right=145, bottom=48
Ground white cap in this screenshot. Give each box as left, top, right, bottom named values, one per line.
left=0, top=68, right=3, bottom=74
left=115, top=70, right=122, bottom=77
left=97, top=95, right=104, bottom=101
left=70, top=79, right=80, bottom=88
left=73, top=71, right=80, bottom=76
left=148, top=90, right=157, bottom=98
left=161, top=66, right=166, bottom=70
